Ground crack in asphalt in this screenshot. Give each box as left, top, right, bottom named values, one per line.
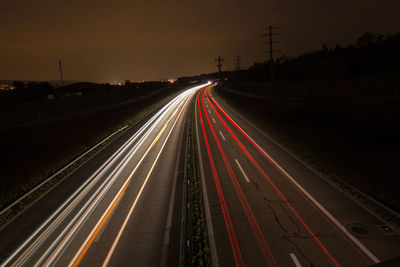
left=283, top=236, right=315, bottom=267
left=267, top=203, right=288, bottom=234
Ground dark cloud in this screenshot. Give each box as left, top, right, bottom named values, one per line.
left=1, top=0, right=399, bottom=82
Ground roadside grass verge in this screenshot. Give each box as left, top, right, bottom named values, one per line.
left=182, top=97, right=210, bottom=266
left=216, top=81, right=400, bottom=230
left=0, top=88, right=182, bottom=227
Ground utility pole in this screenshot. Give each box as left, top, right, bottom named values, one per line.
left=235, top=56, right=242, bottom=72
left=215, top=56, right=224, bottom=74
left=58, top=59, right=64, bottom=87
left=261, top=25, right=282, bottom=81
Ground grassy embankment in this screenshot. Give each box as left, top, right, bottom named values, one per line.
left=0, top=85, right=165, bottom=127
left=182, top=97, right=210, bottom=266
left=0, top=86, right=183, bottom=226
left=216, top=75, right=400, bottom=227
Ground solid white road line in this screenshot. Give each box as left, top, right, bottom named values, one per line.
left=210, top=93, right=380, bottom=264
left=68, top=90, right=193, bottom=267
left=290, top=253, right=302, bottom=267
left=219, top=131, right=226, bottom=141
left=101, top=91, right=192, bottom=267
left=41, top=91, right=192, bottom=266
left=235, top=159, right=250, bottom=183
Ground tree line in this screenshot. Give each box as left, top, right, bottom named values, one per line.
left=241, top=31, right=400, bottom=81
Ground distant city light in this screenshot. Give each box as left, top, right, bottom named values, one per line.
left=0, top=84, right=15, bottom=91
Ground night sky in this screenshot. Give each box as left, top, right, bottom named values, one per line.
left=1, top=0, right=400, bottom=83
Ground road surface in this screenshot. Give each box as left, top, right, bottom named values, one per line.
left=1, top=82, right=399, bottom=267
left=195, top=84, right=400, bottom=266
left=0, top=83, right=206, bottom=266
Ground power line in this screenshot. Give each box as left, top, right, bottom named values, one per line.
left=58, top=59, right=64, bottom=87
left=215, top=56, right=224, bottom=74
left=261, top=25, right=282, bottom=81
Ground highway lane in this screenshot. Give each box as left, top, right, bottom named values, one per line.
left=196, top=84, right=400, bottom=266
left=0, top=83, right=208, bottom=266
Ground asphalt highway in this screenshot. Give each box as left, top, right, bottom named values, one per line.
left=0, top=83, right=207, bottom=266
left=1, top=82, right=399, bottom=267
left=195, top=84, right=400, bottom=267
